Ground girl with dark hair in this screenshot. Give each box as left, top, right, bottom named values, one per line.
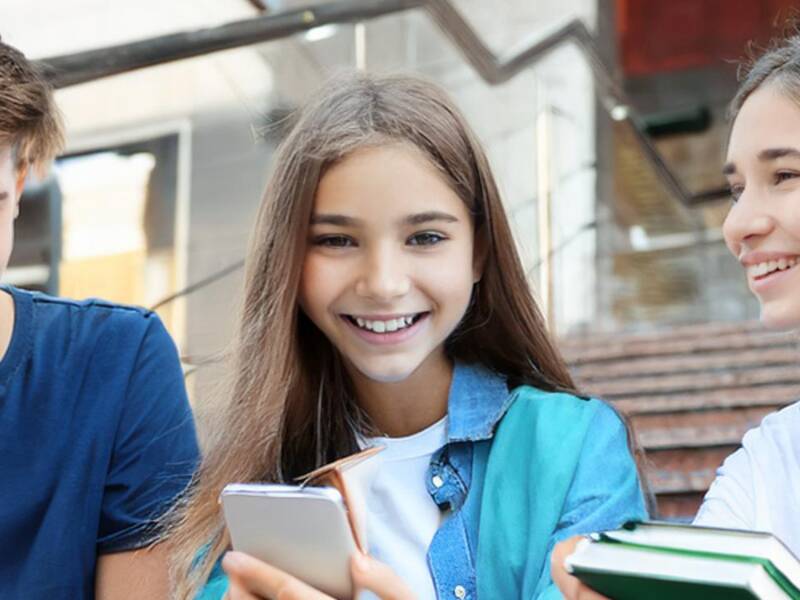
left=692, top=34, right=800, bottom=553
left=168, top=72, right=647, bottom=599
left=554, top=32, right=800, bottom=600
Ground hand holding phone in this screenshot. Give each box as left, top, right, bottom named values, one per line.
left=221, top=483, right=358, bottom=599
left=221, top=546, right=417, bottom=600
left=220, top=446, right=384, bottom=599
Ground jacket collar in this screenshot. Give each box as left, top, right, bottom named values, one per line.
left=446, top=361, right=514, bottom=443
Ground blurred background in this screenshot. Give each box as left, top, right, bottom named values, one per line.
left=2, top=0, right=799, bottom=519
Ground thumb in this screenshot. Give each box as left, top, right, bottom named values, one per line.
left=350, top=553, right=416, bottom=600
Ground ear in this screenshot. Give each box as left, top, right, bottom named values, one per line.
left=13, top=164, right=27, bottom=219
left=472, top=227, right=488, bottom=283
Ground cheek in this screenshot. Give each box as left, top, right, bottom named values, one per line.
left=420, top=246, right=476, bottom=311
left=298, top=254, right=343, bottom=319
left=786, top=209, right=800, bottom=243
left=298, top=256, right=321, bottom=314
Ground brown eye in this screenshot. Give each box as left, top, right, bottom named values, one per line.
left=729, top=184, right=744, bottom=203
left=313, top=235, right=355, bottom=248
left=774, top=171, right=798, bottom=185
left=407, top=231, right=447, bottom=246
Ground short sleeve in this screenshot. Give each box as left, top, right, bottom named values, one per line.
left=694, top=439, right=756, bottom=529
left=97, top=314, right=200, bottom=553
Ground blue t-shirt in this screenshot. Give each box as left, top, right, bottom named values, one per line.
left=0, top=286, right=200, bottom=598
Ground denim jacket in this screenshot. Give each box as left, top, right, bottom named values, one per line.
left=197, top=362, right=647, bottom=599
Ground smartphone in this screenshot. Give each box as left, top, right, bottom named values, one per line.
left=220, top=483, right=358, bottom=600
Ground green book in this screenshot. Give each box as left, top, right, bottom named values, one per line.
left=565, top=521, right=800, bottom=600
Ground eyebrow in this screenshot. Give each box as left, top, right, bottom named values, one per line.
left=0, top=192, right=7, bottom=201
left=310, top=214, right=359, bottom=226
left=310, top=211, right=459, bottom=226
left=404, top=211, right=459, bottom=225
left=723, top=146, right=800, bottom=176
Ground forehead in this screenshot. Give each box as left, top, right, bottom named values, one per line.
left=314, top=144, right=467, bottom=217
left=728, top=83, right=800, bottom=163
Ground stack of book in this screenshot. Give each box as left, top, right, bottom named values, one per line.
left=565, top=521, right=800, bottom=599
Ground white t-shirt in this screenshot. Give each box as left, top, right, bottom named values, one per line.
left=694, top=401, right=800, bottom=557
left=359, top=417, right=448, bottom=600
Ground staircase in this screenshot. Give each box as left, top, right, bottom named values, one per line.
left=562, top=321, right=800, bottom=519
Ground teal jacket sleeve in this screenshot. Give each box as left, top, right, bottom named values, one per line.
left=194, top=560, right=228, bottom=600
left=534, top=401, right=648, bottom=599
left=476, top=390, right=648, bottom=599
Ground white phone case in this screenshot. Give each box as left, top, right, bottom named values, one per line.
left=220, top=483, right=358, bottom=600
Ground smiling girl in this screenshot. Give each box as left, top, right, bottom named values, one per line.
left=553, top=33, right=800, bottom=600
left=169, top=73, right=647, bottom=599
left=692, top=34, right=800, bottom=555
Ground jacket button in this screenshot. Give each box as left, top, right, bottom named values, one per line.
left=454, top=585, right=467, bottom=598
left=432, top=474, right=444, bottom=488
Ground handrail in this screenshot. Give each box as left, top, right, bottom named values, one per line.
left=37, top=0, right=697, bottom=205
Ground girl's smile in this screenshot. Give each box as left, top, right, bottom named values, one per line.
left=740, top=251, right=799, bottom=293
left=341, top=312, right=430, bottom=346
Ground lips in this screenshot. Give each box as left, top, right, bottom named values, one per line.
left=340, top=312, right=430, bottom=345
left=746, top=256, right=798, bottom=280
left=345, top=313, right=426, bottom=333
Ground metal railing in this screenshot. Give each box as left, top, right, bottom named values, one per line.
left=38, top=0, right=698, bottom=205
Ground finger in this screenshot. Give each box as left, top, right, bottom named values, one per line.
left=226, top=580, right=262, bottom=600
left=350, top=553, right=416, bottom=600
left=550, top=538, right=583, bottom=599
left=575, top=583, right=611, bottom=600
left=222, top=551, right=333, bottom=600
left=551, top=570, right=582, bottom=599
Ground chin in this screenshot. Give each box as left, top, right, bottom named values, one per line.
left=351, top=357, right=419, bottom=384
left=759, top=304, right=800, bottom=331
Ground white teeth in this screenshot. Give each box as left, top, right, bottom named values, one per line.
left=351, top=314, right=419, bottom=333
left=747, top=257, right=798, bottom=279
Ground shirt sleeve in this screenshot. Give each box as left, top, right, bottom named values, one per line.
left=535, top=401, right=649, bottom=598
left=97, top=313, right=200, bottom=553
left=693, top=437, right=756, bottom=530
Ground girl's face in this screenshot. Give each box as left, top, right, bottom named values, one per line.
left=723, top=83, right=800, bottom=329
left=299, top=144, right=480, bottom=384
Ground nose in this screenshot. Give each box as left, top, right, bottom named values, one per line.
left=722, top=189, right=775, bottom=257
left=355, top=243, right=410, bottom=301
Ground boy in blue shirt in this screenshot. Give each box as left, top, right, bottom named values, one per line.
left=0, top=39, right=200, bottom=598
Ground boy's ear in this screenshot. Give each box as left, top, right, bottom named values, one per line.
left=472, top=227, right=488, bottom=283
left=13, top=164, right=27, bottom=219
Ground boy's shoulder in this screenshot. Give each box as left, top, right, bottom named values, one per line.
left=16, top=285, right=152, bottom=317
left=3, top=286, right=173, bottom=377
left=10, top=285, right=160, bottom=335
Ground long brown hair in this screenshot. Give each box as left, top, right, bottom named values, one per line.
left=169, top=72, right=581, bottom=597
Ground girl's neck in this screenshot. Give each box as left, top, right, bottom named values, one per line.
left=0, top=289, right=14, bottom=363
left=349, top=352, right=453, bottom=438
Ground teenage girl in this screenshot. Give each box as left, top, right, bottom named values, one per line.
left=693, top=34, right=800, bottom=554
left=554, top=33, right=800, bottom=600
left=169, top=73, right=648, bottom=600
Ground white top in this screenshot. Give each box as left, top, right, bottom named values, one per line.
left=694, top=401, right=800, bottom=557
left=359, top=417, right=448, bottom=600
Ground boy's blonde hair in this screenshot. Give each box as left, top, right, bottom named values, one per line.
left=0, top=39, right=64, bottom=176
